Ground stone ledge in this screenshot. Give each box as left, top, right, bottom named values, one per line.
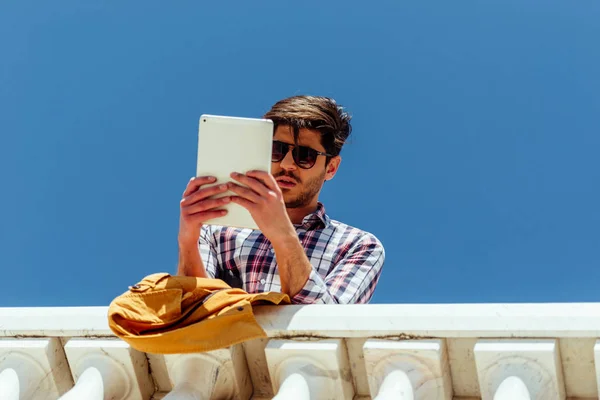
left=2, top=303, right=600, bottom=338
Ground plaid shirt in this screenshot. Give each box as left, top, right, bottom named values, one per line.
left=198, top=203, right=385, bottom=304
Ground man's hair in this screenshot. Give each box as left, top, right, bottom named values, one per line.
left=263, top=95, right=352, bottom=158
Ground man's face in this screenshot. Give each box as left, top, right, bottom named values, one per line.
left=271, top=125, right=340, bottom=209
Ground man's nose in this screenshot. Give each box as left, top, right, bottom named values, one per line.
left=279, top=148, right=297, bottom=171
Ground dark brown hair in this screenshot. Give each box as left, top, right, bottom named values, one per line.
left=263, top=95, right=352, bottom=158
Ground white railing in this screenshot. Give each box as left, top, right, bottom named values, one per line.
left=2, top=303, right=600, bottom=399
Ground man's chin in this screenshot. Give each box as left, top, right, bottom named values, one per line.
left=281, top=192, right=294, bottom=203
left=284, top=201, right=304, bottom=209
left=283, top=194, right=303, bottom=209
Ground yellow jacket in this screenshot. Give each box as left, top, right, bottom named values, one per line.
left=108, top=273, right=290, bottom=354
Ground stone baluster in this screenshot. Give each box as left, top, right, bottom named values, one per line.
left=493, top=376, right=531, bottom=400
left=362, top=339, right=452, bottom=400
left=373, top=369, right=413, bottom=400
left=265, top=339, right=354, bottom=400
left=591, top=340, right=600, bottom=398
left=0, top=338, right=72, bottom=400
left=163, top=345, right=251, bottom=400
left=474, top=339, right=565, bottom=400
left=59, top=367, right=116, bottom=400
left=0, top=368, right=20, bottom=400
left=59, top=338, right=153, bottom=400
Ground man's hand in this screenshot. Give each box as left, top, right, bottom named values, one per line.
left=228, top=171, right=296, bottom=243
left=229, top=170, right=313, bottom=297
left=178, top=176, right=231, bottom=245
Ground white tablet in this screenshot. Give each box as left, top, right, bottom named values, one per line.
left=196, top=114, right=273, bottom=230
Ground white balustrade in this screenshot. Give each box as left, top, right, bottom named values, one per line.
left=0, top=338, right=72, bottom=399
left=4, top=304, right=600, bottom=398
left=163, top=345, right=251, bottom=400
left=474, top=339, right=565, bottom=400
left=60, top=338, right=153, bottom=400
left=265, top=339, right=354, bottom=400
left=362, top=339, right=452, bottom=400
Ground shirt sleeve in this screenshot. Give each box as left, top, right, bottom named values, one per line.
left=198, top=226, right=218, bottom=279
left=291, top=233, right=385, bottom=304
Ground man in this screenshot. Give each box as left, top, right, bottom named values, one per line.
left=177, top=95, right=384, bottom=304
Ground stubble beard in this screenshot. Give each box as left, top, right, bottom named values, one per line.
left=283, top=169, right=326, bottom=209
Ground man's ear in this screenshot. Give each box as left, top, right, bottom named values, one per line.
left=325, top=156, right=341, bottom=181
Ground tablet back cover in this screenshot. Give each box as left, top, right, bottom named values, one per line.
left=196, top=114, right=273, bottom=230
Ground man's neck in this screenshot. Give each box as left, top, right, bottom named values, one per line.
left=286, top=200, right=319, bottom=225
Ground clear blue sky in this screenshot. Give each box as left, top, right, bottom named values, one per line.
left=1, top=1, right=599, bottom=307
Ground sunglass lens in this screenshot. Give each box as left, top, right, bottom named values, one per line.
left=272, top=141, right=286, bottom=162
left=295, top=146, right=317, bottom=169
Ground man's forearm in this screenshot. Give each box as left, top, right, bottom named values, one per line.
left=177, top=240, right=209, bottom=278
left=272, top=233, right=312, bottom=297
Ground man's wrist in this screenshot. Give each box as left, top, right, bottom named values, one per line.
left=270, top=230, right=300, bottom=251
left=178, top=233, right=199, bottom=249
left=270, top=230, right=312, bottom=298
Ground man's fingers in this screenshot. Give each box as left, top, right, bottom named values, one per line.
left=186, top=209, right=228, bottom=222
left=182, top=176, right=217, bottom=197
left=230, top=196, right=254, bottom=210
left=246, top=170, right=278, bottom=191
left=181, top=183, right=229, bottom=206
left=230, top=172, right=270, bottom=196
left=182, top=196, right=231, bottom=215
left=227, top=183, right=261, bottom=203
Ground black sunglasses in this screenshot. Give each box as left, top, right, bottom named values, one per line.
left=272, top=140, right=333, bottom=169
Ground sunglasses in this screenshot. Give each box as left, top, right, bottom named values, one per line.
left=271, top=140, right=333, bottom=169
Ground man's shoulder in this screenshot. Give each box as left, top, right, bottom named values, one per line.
left=325, top=218, right=386, bottom=269
left=326, top=218, right=384, bottom=249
